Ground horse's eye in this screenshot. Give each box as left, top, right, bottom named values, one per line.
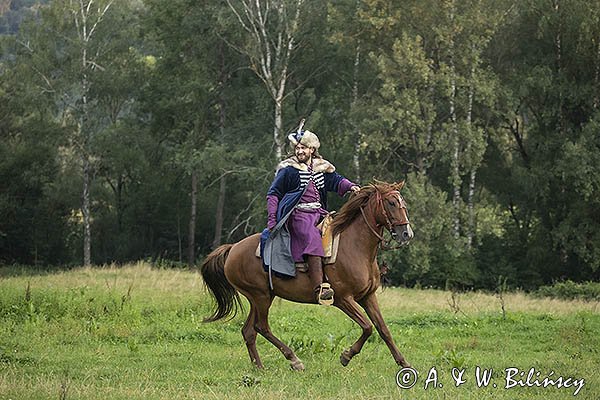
left=388, top=200, right=396, bottom=207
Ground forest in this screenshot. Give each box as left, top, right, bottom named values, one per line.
left=1, top=0, right=599, bottom=290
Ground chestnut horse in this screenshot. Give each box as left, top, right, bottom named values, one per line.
left=200, top=181, right=413, bottom=370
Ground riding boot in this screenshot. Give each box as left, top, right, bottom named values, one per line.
left=306, top=255, right=334, bottom=305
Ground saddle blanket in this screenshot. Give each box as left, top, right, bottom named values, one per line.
left=256, top=213, right=340, bottom=271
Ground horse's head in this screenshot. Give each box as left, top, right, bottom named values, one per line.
left=370, top=181, right=414, bottom=246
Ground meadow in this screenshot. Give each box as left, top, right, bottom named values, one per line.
left=0, top=262, right=598, bottom=400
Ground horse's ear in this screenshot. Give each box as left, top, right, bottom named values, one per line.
left=393, top=181, right=405, bottom=191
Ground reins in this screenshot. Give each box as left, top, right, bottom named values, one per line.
left=360, top=206, right=385, bottom=242
left=359, top=189, right=409, bottom=251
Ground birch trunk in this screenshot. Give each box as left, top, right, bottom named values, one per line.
left=451, top=134, right=461, bottom=240
left=73, top=0, right=114, bottom=266
left=81, top=44, right=92, bottom=265
left=449, top=48, right=461, bottom=238
left=81, top=14, right=91, bottom=266
left=352, top=43, right=361, bottom=183
left=467, top=169, right=477, bottom=247
left=466, top=56, right=476, bottom=248
left=82, top=153, right=92, bottom=266
left=274, top=98, right=284, bottom=159
left=446, top=0, right=461, bottom=240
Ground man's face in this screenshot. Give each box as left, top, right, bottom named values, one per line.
left=295, top=143, right=314, bottom=164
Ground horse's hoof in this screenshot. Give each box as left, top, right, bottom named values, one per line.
left=340, top=349, right=352, bottom=367
left=290, top=359, right=305, bottom=371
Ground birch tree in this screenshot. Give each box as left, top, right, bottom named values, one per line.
left=436, top=0, right=504, bottom=247
left=226, top=0, right=305, bottom=160
left=73, top=0, right=114, bottom=266
left=17, top=0, right=116, bottom=266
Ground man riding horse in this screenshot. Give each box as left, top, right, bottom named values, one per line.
left=265, top=124, right=360, bottom=304
left=202, top=145, right=413, bottom=369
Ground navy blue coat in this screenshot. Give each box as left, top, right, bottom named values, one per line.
left=267, top=165, right=348, bottom=222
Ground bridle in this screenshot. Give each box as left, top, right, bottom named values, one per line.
left=360, top=189, right=410, bottom=250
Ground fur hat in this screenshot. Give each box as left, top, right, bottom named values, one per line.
left=287, top=130, right=320, bottom=149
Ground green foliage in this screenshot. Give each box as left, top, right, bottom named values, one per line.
left=1, top=0, right=600, bottom=290
left=535, top=281, right=600, bottom=302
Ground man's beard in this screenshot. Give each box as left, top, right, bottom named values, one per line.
left=296, top=153, right=310, bottom=163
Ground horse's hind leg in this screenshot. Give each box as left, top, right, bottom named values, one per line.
left=252, top=293, right=305, bottom=371
left=360, top=293, right=410, bottom=368
left=241, top=302, right=262, bottom=368
left=335, top=296, right=373, bottom=366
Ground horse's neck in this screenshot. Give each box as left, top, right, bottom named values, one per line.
left=343, top=207, right=382, bottom=264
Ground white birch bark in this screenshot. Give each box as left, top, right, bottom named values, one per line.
left=466, top=57, right=476, bottom=248
left=467, top=168, right=477, bottom=247
left=448, top=2, right=461, bottom=240
left=82, top=140, right=92, bottom=266
left=352, top=43, right=362, bottom=183
left=227, top=0, right=304, bottom=160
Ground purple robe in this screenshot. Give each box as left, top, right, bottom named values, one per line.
left=288, top=178, right=353, bottom=262
left=288, top=180, right=328, bottom=261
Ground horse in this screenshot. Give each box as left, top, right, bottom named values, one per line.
left=200, top=180, right=414, bottom=371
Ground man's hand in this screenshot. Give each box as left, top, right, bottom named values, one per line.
left=267, top=216, right=276, bottom=231
left=350, top=185, right=361, bottom=193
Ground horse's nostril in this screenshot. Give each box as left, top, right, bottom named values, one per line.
left=402, top=231, right=409, bottom=239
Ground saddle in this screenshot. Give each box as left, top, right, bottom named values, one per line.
left=255, top=213, right=340, bottom=271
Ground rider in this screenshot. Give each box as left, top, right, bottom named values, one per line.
left=266, top=126, right=359, bottom=304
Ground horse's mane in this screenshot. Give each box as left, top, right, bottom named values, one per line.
left=331, top=181, right=404, bottom=236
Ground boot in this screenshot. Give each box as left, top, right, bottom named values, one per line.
left=307, top=255, right=334, bottom=305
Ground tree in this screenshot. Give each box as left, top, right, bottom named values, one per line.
left=486, top=0, right=600, bottom=282
left=226, top=0, right=307, bottom=160
left=0, top=61, right=70, bottom=265
left=13, top=0, right=142, bottom=265
left=353, top=0, right=508, bottom=286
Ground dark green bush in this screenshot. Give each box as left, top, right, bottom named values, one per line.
left=534, top=281, right=600, bottom=301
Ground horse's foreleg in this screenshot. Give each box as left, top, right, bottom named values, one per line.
left=253, top=294, right=305, bottom=371
left=335, top=297, right=373, bottom=366
left=241, top=303, right=263, bottom=368
left=360, top=293, right=411, bottom=368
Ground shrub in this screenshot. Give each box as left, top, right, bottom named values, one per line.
left=534, top=280, right=600, bottom=301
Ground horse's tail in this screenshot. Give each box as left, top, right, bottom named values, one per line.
left=200, top=244, right=242, bottom=322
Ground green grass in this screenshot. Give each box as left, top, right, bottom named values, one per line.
left=0, top=262, right=599, bottom=399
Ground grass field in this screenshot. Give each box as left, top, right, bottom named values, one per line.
left=0, top=262, right=599, bottom=399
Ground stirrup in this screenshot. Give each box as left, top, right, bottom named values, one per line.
left=317, top=283, right=334, bottom=306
